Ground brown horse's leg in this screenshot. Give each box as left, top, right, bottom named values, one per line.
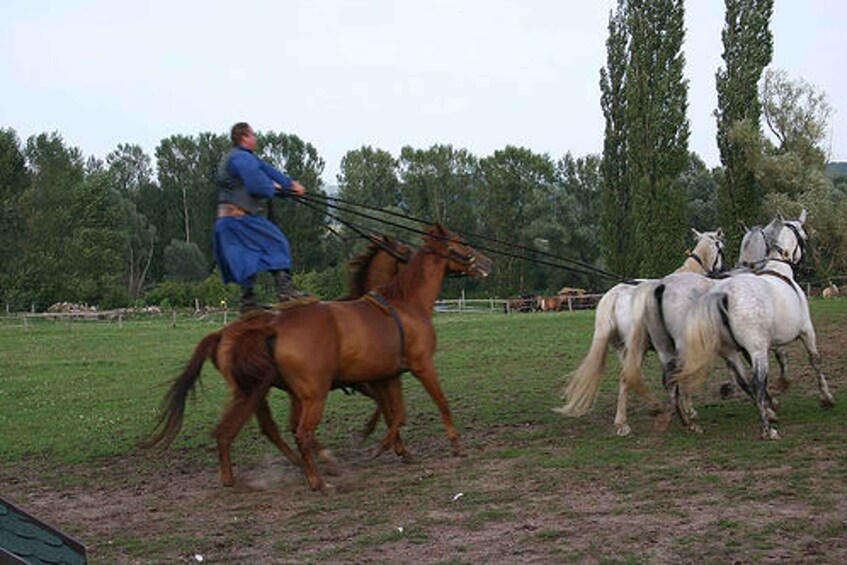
left=294, top=395, right=330, bottom=491
left=215, top=381, right=272, bottom=486
left=355, top=382, right=383, bottom=443
left=255, top=399, right=301, bottom=467
left=381, top=378, right=413, bottom=461
left=289, top=396, right=337, bottom=472
left=411, top=360, right=462, bottom=456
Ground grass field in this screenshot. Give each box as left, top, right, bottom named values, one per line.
left=1, top=301, right=846, bottom=563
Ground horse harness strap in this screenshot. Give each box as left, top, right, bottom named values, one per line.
left=365, top=291, right=408, bottom=372
left=686, top=251, right=706, bottom=272
left=757, top=269, right=800, bottom=296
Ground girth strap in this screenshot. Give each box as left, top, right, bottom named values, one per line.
left=365, top=291, right=408, bottom=372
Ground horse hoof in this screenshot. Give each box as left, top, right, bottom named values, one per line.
left=551, top=406, right=570, bottom=415
left=689, top=424, right=704, bottom=434
left=369, top=445, right=388, bottom=460
left=615, top=423, right=632, bottom=437
left=820, top=394, right=836, bottom=409
left=766, top=408, right=779, bottom=423
left=762, top=428, right=781, bottom=440
left=769, top=397, right=781, bottom=412
left=654, top=412, right=672, bottom=433
left=400, top=450, right=416, bottom=464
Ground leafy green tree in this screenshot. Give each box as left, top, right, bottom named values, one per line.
left=599, top=0, right=634, bottom=277
left=17, top=133, right=127, bottom=308
left=626, top=0, right=689, bottom=277
left=398, top=144, right=478, bottom=229
left=715, top=0, right=774, bottom=254
left=107, top=144, right=158, bottom=299
left=163, top=239, right=208, bottom=282
left=478, top=146, right=557, bottom=295
left=0, top=128, right=30, bottom=309
left=754, top=72, right=844, bottom=278
left=681, top=153, right=719, bottom=233
left=336, top=146, right=403, bottom=257
left=548, top=153, right=604, bottom=291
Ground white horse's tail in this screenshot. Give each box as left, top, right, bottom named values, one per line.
left=673, top=292, right=727, bottom=391
left=622, top=281, right=660, bottom=396
left=556, top=291, right=618, bottom=416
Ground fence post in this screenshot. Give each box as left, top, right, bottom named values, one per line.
left=118, top=314, right=124, bottom=329
left=22, top=316, right=29, bottom=333
left=172, top=311, right=177, bottom=328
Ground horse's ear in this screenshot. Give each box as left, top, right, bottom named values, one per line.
left=776, top=209, right=785, bottom=222
left=738, top=220, right=749, bottom=234
left=691, top=228, right=701, bottom=239
left=798, top=209, right=808, bottom=224
left=716, top=227, right=725, bottom=240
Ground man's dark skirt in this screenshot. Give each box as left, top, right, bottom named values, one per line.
left=214, top=215, right=292, bottom=286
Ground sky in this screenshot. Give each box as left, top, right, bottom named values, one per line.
left=1, top=1, right=844, bottom=186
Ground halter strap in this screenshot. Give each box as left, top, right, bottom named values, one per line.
left=364, top=291, right=408, bottom=373
left=688, top=245, right=723, bottom=275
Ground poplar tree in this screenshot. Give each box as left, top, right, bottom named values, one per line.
left=600, top=0, right=690, bottom=278
left=714, top=0, right=774, bottom=253
left=626, top=0, right=689, bottom=277
left=599, top=0, right=633, bottom=277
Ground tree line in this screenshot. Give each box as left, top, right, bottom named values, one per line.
left=1, top=0, right=845, bottom=312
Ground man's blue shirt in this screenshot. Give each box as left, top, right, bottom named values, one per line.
left=227, top=146, right=294, bottom=199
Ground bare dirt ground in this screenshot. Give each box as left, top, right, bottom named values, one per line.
left=3, top=319, right=846, bottom=563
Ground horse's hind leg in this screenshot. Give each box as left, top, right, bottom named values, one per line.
left=614, top=366, right=632, bottom=437
left=772, top=347, right=790, bottom=395
left=255, top=399, right=301, bottom=467
left=289, top=397, right=338, bottom=472
left=750, top=354, right=779, bottom=440
left=724, top=353, right=778, bottom=422
left=798, top=329, right=835, bottom=408
left=293, top=395, right=330, bottom=491
left=215, top=381, right=273, bottom=486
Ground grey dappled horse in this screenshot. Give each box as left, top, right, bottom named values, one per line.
left=672, top=211, right=835, bottom=439
left=622, top=219, right=793, bottom=434
left=552, top=229, right=726, bottom=436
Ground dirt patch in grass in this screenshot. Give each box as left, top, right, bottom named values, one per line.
left=2, top=317, right=846, bottom=563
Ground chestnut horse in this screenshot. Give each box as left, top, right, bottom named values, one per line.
left=144, top=234, right=413, bottom=477
left=148, top=225, right=491, bottom=491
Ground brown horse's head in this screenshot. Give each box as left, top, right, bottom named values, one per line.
left=425, top=224, right=492, bottom=279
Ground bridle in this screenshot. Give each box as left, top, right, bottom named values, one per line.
left=688, top=236, right=725, bottom=275
left=770, top=221, right=807, bottom=266
left=445, top=240, right=489, bottom=277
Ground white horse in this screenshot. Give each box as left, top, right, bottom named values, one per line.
left=552, top=229, right=725, bottom=436
left=672, top=212, right=835, bottom=439
left=822, top=282, right=839, bottom=299
left=622, top=220, right=792, bottom=434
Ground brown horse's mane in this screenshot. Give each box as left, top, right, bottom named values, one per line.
left=345, top=236, right=404, bottom=299
left=377, top=228, right=449, bottom=301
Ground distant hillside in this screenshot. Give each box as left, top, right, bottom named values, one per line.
left=826, top=162, right=847, bottom=177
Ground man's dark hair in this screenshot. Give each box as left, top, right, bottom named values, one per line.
left=230, top=122, right=252, bottom=146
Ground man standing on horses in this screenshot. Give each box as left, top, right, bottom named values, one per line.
left=214, top=122, right=310, bottom=313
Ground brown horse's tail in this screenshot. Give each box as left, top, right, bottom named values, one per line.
left=141, top=330, right=222, bottom=449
